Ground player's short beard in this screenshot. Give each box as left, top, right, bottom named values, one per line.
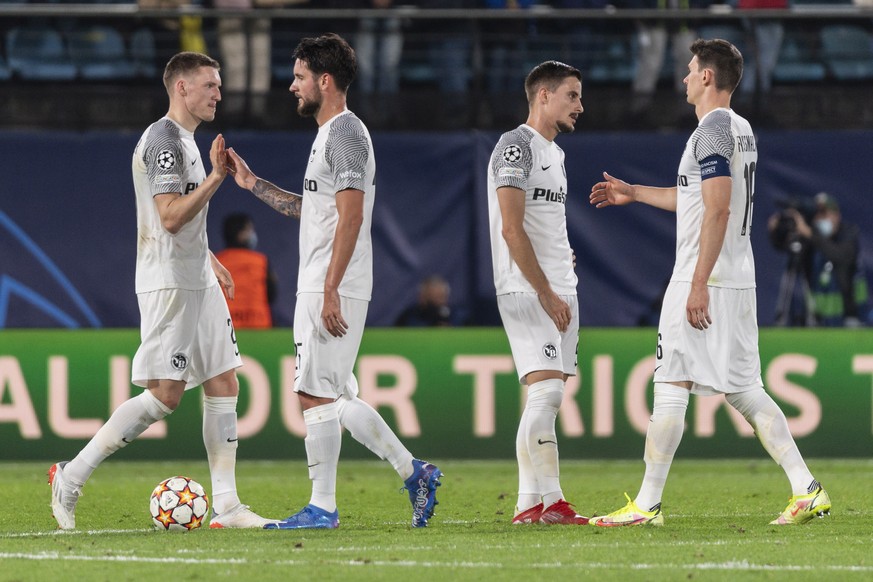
left=556, top=119, right=575, bottom=134
left=296, top=92, right=322, bottom=118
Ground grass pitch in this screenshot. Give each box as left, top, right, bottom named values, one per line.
left=1, top=458, right=871, bottom=581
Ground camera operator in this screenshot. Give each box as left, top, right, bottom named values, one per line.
left=768, top=192, right=863, bottom=327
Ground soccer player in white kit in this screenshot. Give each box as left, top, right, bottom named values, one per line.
left=225, top=33, right=442, bottom=529
left=588, top=39, right=830, bottom=526
left=487, top=61, right=588, bottom=525
left=49, top=52, right=276, bottom=530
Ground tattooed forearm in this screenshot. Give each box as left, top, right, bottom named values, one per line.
left=252, top=179, right=303, bottom=219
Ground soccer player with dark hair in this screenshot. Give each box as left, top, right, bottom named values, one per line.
left=226, top=33, right=442, bottom=529
left=589, top=39, right=830, bottom=526
left=49, top=52, right=276, bottom=530
left=487, top=60, right=588, bottom=525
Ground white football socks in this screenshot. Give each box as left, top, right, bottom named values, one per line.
left=523, top=378, right=565, bottom=509
left=336, top=394, right=415, bottom=481
left=303, top=402, right=341, bottom=513
left=515, top=407, right=541, bottom=513
left=635, top=383, right=689, bottom=512
left=726, top=388, right=815, bottom=495
left=65, top=389, right=172, bottom=488
left=202, top=395, right=241, bottom=515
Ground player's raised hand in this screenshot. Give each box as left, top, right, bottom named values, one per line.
left=590, top=172, right=635, bottom=208
left=209, top=134, right=228, bottom=180
left=226, top=147, right=258, bottom=191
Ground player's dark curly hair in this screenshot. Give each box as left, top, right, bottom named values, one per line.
left=292, top=33, right=357, bottom=93
left=524, top=61, right=582, bottom=104
left=163, top=52, right=220, bottom=94
left=690, top=39, right=744, bottom=93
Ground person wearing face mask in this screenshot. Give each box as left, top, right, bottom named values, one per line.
left=216, top=212, right=277, bottom=328
left=777, top=192, right=865, bottom=327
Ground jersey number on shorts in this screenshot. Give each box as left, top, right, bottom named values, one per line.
left=227, top=318, right=239, bottom=356
left=294, top=341, right=303, bottom=382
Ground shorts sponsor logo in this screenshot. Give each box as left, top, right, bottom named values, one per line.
left=542, top=343, right=557, bottom=360
left=171, top=352, right=189, bottom=371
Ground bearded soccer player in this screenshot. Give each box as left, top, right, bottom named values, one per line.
left=226, top=33, right=442, bottom=529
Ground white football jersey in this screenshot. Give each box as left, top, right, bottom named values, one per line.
left=132, top=117, right=214, bottom=293
left=297, top=110, right=374, bottom=300
left=487, top=124, right=577, bottom=296
left=672, top=108, right=757, bottom=289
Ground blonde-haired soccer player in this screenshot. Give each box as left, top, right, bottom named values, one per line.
left=49, top=52, right=276, bottom=530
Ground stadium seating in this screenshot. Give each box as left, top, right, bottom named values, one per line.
left=67, top=25, right=136, bottom=80
left=696, top=23, right=747, bottom=54
left=820, top=24, right=873, bottom=81
left=0, top=55, right=11, bottom=81
left=773, top=28, right=827, bottom=83
left=586, top=34, right=636, bottom=84
left=6, top=26, right=77, bottom=80
left=130, top=27, right=158, bottom=79
left=271, top=29, right=296, bottom=84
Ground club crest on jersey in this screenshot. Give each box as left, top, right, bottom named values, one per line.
left=170, top=353, right=189, bottom=371
left=502, top=144, right=522, bottom=163
left=542, top=343, right=558, bottom=360
left=157, top=150, right=176, bottom=170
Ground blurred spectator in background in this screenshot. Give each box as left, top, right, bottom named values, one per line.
left=737, top=0, right=788, bottom=103
left=395, top=275, right=456, bottom=326
left=354, top=0, right=405, bottom=95
left=211, top=0, right=273, bottom=120
left=419, top=0, right=474, bottom=94
left=627, top=0, right=701, bottom=114
left=414, top=0, right=476, bottom=126
left=482, top=0, right=538, bottom=125
left=216, top=213, right=278, bottom=328
left=769, top=192, right=865, bottom=327
left=338, top=0, right=406, bottom=125
left=138, top=0, right=208, bottom=56
left=545, top=0, right=615, bottom=93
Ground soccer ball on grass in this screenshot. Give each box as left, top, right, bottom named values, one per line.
left=149, top=476, right=209, bottom=531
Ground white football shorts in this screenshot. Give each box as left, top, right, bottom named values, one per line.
left=655, top=281, right=763, bottom=395
left=293, top=292, right=368, bottom=399
left=132, top=284, right=242, bottom=389
left=497, top=292, right=579, bottom=384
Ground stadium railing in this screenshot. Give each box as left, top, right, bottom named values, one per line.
left=0, top=4, right=872, bottom=131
